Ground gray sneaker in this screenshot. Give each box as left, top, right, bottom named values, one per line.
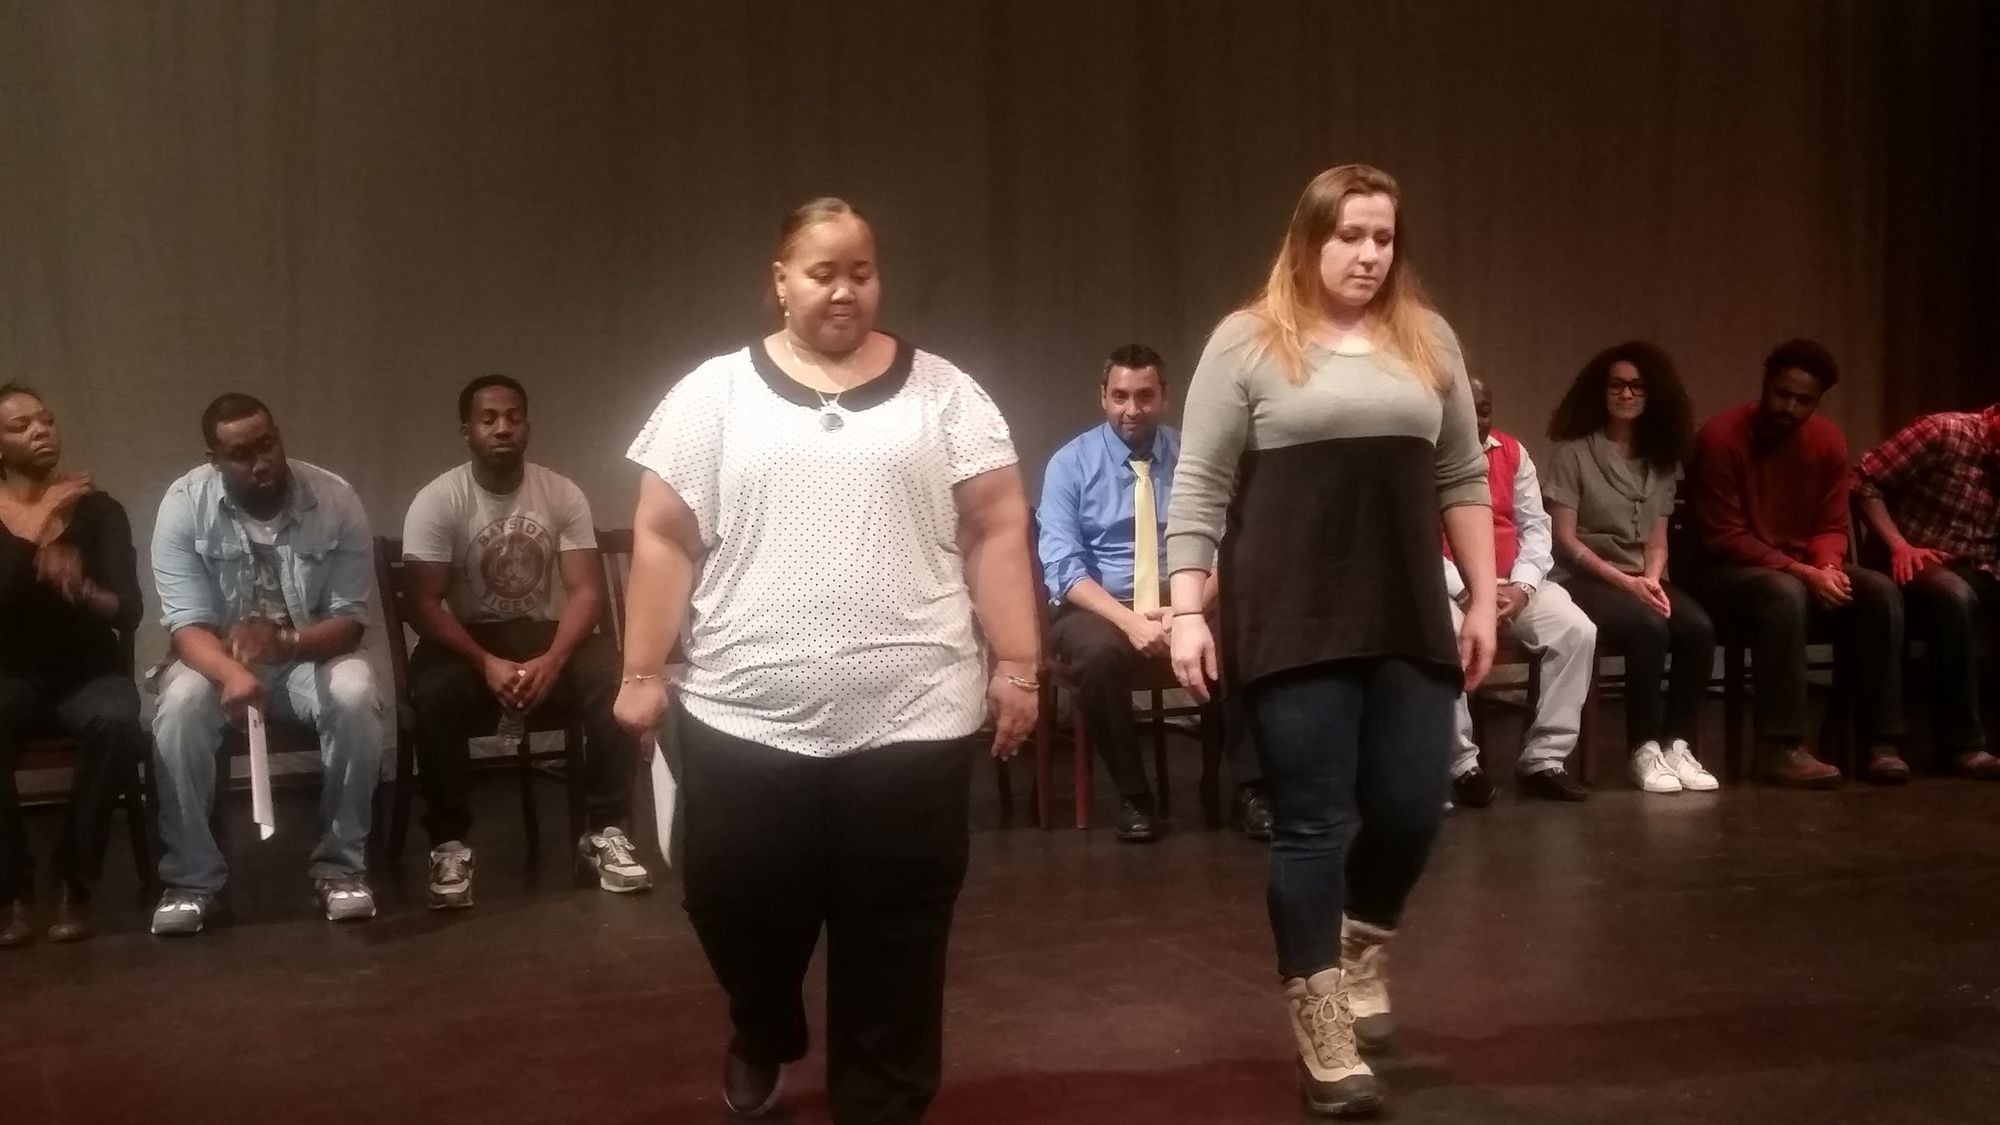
left=579, top=827, right=652, bottom=893
left=428, top=842, right=474, bottom=910
left=315, top=875, right=377, bottom=923
left=151, top=888, right=216, bottom=936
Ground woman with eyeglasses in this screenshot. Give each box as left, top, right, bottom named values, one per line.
left=1544, top=342, right=1717, bottom=796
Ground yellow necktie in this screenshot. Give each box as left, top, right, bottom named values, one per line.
left=1131, top=458, right=1160, bottom=613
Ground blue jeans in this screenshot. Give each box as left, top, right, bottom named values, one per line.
left=151, top=655, right=382, bottom=894
left=1244, top=658, right=1457, bottom=981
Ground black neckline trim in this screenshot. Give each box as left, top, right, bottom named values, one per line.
left=748, top=335, right=916, bottom=412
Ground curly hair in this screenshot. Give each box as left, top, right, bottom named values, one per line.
left=1546, top=340, right=1693, bottom=472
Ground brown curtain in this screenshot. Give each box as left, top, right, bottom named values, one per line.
left=0, top=1, right=1989, bottom=661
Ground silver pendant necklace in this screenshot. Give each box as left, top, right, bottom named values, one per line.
left=785, top=335, right=852, bottom=432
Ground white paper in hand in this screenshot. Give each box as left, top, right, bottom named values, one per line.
left=246, top=704, right=276, bottom=841
left=649, top=740, right=676, bottom=868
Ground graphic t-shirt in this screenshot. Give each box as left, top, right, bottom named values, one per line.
left=238, top=510, right=296, bottom=628
left=400, top=463, right=596, bottom=623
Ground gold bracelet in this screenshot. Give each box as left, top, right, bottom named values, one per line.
left=621, top=672, right=662, bottom=684
left=1002, top=673, right=1040, bottom=691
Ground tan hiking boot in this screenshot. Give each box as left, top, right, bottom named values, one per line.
left=1340, top=917, right=1396, bottom=1051
left=1756, top=745, right=1842, bottom=789
left=1284, top=968, right=1382, bottom=1117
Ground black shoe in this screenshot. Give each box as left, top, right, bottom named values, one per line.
left=1117, top=798, right=1159, bottom=843
left=1235, top=785, right=1274, bottom=840
left=723, top=1050, right=785, bottom=1117
left=1451, top=768, right=1496, bottom=809
left=1519, top=767, right=1589, bottom=802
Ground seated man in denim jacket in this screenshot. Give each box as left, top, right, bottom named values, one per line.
left=148, top=393, right=382, bottom=934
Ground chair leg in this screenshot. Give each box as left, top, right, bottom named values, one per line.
left=1034, top=685, right=1055, bottom=830
left=994, top=756, right=1014, bottom=827
left=386, top=731, right=415, bottom=863
left=1151, top=689, right=1171, bottom=819
left=1198, top=700, right=1223, bottom=829
left=1723, top=645, right=1748, bottom=781
left=123, top=762, right=154, bottom=896
left=1579, top=650, right=1600, bottom=786
left=1071, top=703, right=1091, bottom=830
left=517, top=734, right=540, bottom=862
left=564, top=725, right=589, bottom=884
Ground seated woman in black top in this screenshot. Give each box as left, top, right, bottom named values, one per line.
left=0, top=383, right=146, bottom=946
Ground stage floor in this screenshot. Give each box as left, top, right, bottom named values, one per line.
left=8, top=730, right=2000, bottom=1125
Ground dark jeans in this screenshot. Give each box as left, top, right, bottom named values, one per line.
left=0, top=673, right=147, bottom=905
left=1048, top=604, right=1260, bottom=804
left=1688, top=564, right=1906, bottom=747
left=1564, top=575, right=1716, bottom=751
left=678, top=709, right=975, bottom=1125
left=1904, top=562, right=2000, bottom=753
left=1243, top=658, right=1457, bottom=981
left=409, top=621, right=635, bottom=846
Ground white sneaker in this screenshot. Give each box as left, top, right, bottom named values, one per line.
left=428, top=841, right=474, bottom=910
left=1663, top=739, right=1718, bottom=791
left=1631, top=741, right=1682, bottom=794
left=579, top=827, right=653, bottom=893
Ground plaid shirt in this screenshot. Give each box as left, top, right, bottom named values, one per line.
left=1854, top=406, right=2000, bottom=576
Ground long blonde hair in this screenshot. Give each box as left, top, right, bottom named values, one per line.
left=1244, top=164, right=1447, bottom=392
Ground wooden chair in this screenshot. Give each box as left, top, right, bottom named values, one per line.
left=11, top=628, right=154, bottom=893
left=1027, top=517, right=1222, bottom=830
left=375, top=533, right=631, bottom=864
left=1466, top=635, right=1604, bottom=784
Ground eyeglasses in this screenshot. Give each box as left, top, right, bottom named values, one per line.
left=1608, top=381, right=1648, bottom=399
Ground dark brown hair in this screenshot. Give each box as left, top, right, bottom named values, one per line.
left=1547, top=341, right=1693, bottom=472
left=776, top=197, right=868, bottom=261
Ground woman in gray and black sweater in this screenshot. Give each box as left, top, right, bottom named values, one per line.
left=1165, top=166, right=1495, bottom=1118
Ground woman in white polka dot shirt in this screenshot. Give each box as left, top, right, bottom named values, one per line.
left=615, top=198, right=1040, bottom=1123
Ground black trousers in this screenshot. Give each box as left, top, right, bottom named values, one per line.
left=1564, top=575, right=1717, bottom=751
left=1047, top=604, right=1261, bottom=803
left=408, top=622, right=635, bottom=846
left=677, top=708, right=975, bottom=1125
left=1687, top=563, right=1906, bottom=747
left=0, top=673, right=147, bottom=905
left=1903, top=562, right=2000, bottom=754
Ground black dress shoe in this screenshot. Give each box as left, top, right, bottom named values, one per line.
left=1451, top=768, right=1496, bottom=809
left=723, top=1050, right=785, bottom=1116
left=47, top=882, right=91, bottom=943
left=1234, top=785, right=1274, bottom=840
left=0, top=900, right=30, bottom=948
left=1520, top=767, right=1589, bottom=801
left=1117, top=799, right=1159, bottom=842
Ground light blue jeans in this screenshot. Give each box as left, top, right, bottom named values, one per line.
left=151, top=655, right=382, bottom=894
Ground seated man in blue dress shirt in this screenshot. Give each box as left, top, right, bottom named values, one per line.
left=1038, top=345, right=1268, bottom=842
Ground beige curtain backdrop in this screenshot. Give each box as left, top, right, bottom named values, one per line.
left=1, top=1, right=1992, bottom=666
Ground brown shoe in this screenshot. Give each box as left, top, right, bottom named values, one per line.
left=47, top=883, right=91, bottom=943
left=1756, top=746, right=1842, bottom=789
left=1956, top=750, right=2000, bottom=780
left=0, top=900, right=30, bottom=949
left=1864, top=750, right=1911, bottom=785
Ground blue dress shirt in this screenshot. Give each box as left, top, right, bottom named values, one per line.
left=1036, top=422, right=1179, bottom=604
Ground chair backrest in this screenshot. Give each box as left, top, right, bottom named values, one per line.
left=594, top=528, right=634, bottom=648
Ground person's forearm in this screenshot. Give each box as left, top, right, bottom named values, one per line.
left=1859, top=496, right=1910, bottom=550
left=1558, top=532, right=1630, bottom=586
left=171, top=625, right=250, bottom=686
left=293, top=616, right=364, bottom=661
left=1063, top=578, right=1141, bottom=631
left=406, top=599, right=495, bottom=670
left=1442, top=505, right=1498, bottom=611
left=543, top=587, right=602, bottom=667
left=621, top=537, right=696, bottom=675
left=964, top=524, right=1039, bottom=665
left=1642, top=542, right=1668, bottom=583
left=1169, top=569, right=1209, bottom=614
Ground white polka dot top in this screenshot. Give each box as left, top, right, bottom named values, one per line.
left=627, top=337, right=1019, bottom=756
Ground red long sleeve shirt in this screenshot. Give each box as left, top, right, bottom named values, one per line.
left=1689, top=402, right=1851, bottom=570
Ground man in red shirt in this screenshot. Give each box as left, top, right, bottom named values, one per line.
left=1687, top=339, right=1908, bottom=786
left=1855, top=400, right=2000, bottom=776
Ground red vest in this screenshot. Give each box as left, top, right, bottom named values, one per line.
left=1442, top=431, right=1522, bottom=577
left=1487, top=432, right=1522, bottom=578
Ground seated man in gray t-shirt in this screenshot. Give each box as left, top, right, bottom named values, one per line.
left=401, top=375, right=647, bottom=908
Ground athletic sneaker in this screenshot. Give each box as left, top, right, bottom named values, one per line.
left=1630, top=741, right=1682, bottom=794
left=723, top=1050, right=786, bottom=1116
left=579, top=827, right=652, bottom=893
left=428, top=841, right=474, bottom=910
left=151, top=888, right=217, bottom=936
left=316, top=875, right=378, bottom=922
left=1663, top=739, right=1719, bottom=791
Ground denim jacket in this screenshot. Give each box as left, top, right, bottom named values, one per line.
left=151, top=459, right=374, bottom=634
